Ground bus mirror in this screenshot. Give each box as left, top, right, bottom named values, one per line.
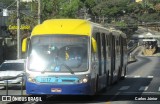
left=22, top=38, right=28, bottom=53
left=92, top=37, right=97, bottom=53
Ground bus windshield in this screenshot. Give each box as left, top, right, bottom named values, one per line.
left=28, top=35, right=89, bottom=73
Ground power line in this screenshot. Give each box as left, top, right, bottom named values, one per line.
left=6, top=1, right=17, bottom=9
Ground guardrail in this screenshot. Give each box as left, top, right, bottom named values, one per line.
left=127, top=43, right=138, bottom=63
left=127, top=43, right=138, bottom=54
left=0, top=74, right=25, bottom=95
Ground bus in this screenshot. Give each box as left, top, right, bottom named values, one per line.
left=22, top=19, right=128, bottom=95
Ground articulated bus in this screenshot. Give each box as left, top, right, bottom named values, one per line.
left=22, top=19, right=128, bottom=95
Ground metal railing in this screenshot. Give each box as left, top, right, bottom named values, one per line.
left=127, top=43, right=138, bottom=54
left=0, top=73, right=25, bottom=95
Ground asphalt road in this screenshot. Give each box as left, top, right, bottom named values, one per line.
left=1, top=50, right=160, bottom=104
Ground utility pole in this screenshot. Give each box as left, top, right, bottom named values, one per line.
left=17, top=0, right=21, bottom=59
left=38, top=0, right=41, bottom=24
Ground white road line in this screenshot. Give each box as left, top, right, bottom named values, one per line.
left=158, top=87, right=160, bottom=91
left=0, top=86, right=4, bottom=89
left=134, top=75, right=140, bottom=78
left=139, top=86, right=148, bottom=91
left=147, top=76, right=153, bottom=78
left=110, top=92, right=120, bottom=101
left=119, top=86, right=130, bottom=90
left=124, top=92, right=160, bottom=94
left=124, top=75, right=153, bottom=78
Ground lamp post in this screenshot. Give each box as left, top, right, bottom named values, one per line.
left=17, top=0, right=21, bottom=59
left=38, top=0, right=41, bottom=24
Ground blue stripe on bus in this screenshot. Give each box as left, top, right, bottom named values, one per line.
left=35, top=76, right=79, bottom=83
left=26, top=81, right=93, bottom=95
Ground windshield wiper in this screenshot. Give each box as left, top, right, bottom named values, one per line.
left=60, top=62, right=74, bottom=74
left=41, top=58, right=75, bottom=75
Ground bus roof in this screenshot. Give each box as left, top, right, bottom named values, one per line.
left=31, top=19, right=92, bottom=36
left=31, top=19, right=126, bottom=38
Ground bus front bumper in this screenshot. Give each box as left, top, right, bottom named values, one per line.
left=26, top=82, right=93, bottom=95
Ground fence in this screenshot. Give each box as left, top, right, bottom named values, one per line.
left=0, top=73, right=25, bottom=95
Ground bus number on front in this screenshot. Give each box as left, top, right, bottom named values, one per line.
left=41, top=78, right=52, bottom=82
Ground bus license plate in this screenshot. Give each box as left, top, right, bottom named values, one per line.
left=51, top=88, right=62, bottom=92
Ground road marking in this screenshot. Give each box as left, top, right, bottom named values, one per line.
left=147, top=76, right=153, bottom=78
left=106, top=101, right=111, bottom=104
left=123, top=92, right=160, bottom=94
left=158, top=87, right=160, bottom=91
left=139, top=86, right=148, bottom=91
left=119, top=86, right=130, bottom=90
left=110, top=92, right=120, bottom=101
left=0, top=86, right=4, bottom=89
left=125, top=75, right=154, bottom=78
left=134, top=75, right=140, bottom=78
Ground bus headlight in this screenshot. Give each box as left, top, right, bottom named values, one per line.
left=79, top=78, right=88, bottom=83
left=28, top=77, right=36, bottom=83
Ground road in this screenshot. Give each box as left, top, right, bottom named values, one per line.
left=1, top=49, right=160, bottom=104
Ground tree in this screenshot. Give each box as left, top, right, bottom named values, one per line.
left=58, top=0, right=83, bottom=18
left=41, top=0, right=60, bottom=20
left=154, top=3, right=160, bottom=13
left=92, top=0, right=129, bottom=22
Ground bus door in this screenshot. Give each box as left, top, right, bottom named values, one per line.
left=111, top=35, right=116, bottom=82
left=95, top=32, right=105, bottom=90
left=123, top=38, right=128, bottom=67
left=120, top=37, right=124, bottom=75
left=102, top=34, right=107, bottom=75
left=115, top=36, right=120, bottom=80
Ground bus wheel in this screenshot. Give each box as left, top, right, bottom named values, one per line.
left=95, top=75, right=99, bottom=94
left=121, top=65, right=127, bottom=80
left=118, top=66, right=122, bottom=80
left=104, top=71, right=109, bottom=91
left=108, top=71, right=113, bottom=86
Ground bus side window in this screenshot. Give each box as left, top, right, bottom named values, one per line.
left=116, top=36, right=120, bottom=55
left=95, top=32, right=102, bottom=76
left=91, top=34, right=97, bottom=62
left=108, top=34, right=112, bottom=58
left=102, top=33, right=106, bottom=74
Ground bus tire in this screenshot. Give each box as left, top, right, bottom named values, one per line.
left=121, top=65, right=127, bottom=80
left=108, top=70, right=113, bottom=85
left=95, top=75, right=99, bottom=94
left=104, top=71, right=109, bottom=91
left=118, top=66, right=122, bottom=80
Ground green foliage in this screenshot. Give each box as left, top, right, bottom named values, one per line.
left=58, top=0, right=83, bottom=18
left=92, top=0, right=129, bottom=17
left=115, top=21, right=127, bottom=27
left=138, top=13, right=160, bottom=22
left=2, top=0, right=160, bottom=39
left=127, top=2, right=142, bottom=14
left=41, top=0, right=60, bottom=20
left=0, top=0, right=15, bottom=7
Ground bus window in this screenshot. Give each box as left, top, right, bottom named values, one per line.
left=95, top=32, right=102, bottom=76
left=102, top=33, right=106, bottom=74
left=29, top=35, right=89, bottom=72
left=108, top=35, right=112, bottom=58
left=58, top=45, right=87, bottom=68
